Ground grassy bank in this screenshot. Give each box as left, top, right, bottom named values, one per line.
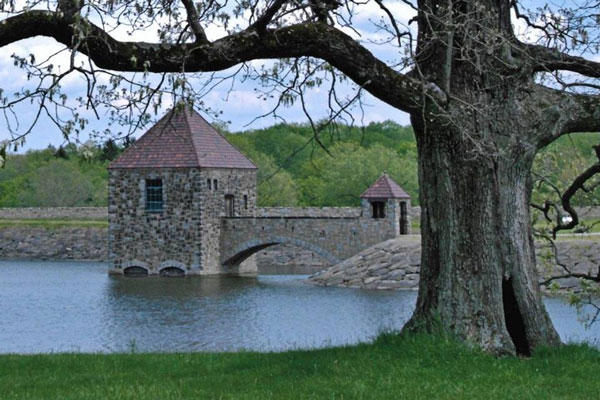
left=1, top=334, right=599, bottom=399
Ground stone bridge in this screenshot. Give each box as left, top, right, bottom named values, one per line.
left=220, top=212, right=399, bottom=270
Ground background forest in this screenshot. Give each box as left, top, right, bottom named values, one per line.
left=0, top=121, right=597, bottom=209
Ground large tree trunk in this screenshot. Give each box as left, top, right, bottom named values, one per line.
left=404, top=118, right=562, bottom=355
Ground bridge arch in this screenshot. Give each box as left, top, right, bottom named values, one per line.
left=222, top=236, right=340, bottom=267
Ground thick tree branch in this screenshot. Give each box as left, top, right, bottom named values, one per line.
left=527, top=44, right=600, bottom=78
left=180, top=0, right=209, bottom=43
left=533, top=86, right=600, bottom=148
left=0, top=11, right=441, bottom=113
left=248, top=0, right=287, bottom=33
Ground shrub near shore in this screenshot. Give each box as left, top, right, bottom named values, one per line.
left=1, top=334, right=599, bottom=399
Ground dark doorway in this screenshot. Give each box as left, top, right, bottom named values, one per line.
left=400, top=201, right=409, bottom=234
left=225, top=195, right=235, bottom=217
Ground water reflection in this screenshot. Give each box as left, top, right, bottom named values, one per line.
left=0, top=260, right=598, bottom=354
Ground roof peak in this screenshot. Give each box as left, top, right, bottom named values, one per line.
left=109, top=106, right=256, bottom=170
left=360, top=174, right=410, bottom=199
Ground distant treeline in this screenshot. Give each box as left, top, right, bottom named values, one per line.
left=0, top=121, right=597, bottom=208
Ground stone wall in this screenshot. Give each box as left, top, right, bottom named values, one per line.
left=109, top=168, right=204, bottom=275
left=307, top=237, right=600, bottom=293
left=220, top=207, right=400, bottom=267
left=258, top=207, right=362, bottom=218
left=108, top=167, right=257, bottom=276
left=0, top=207, right=107, bottom=219
left=576, top=206, right=600, bottom=219
left=0, top=227, right=107, bottom=260
left=0, top=226, right=330, bottom=275
left=199, top=168, right=257, bottom=275
left=0, top=225, right=331, bottom=275
left=255, top=243, right=330, bottom=274
left=2, top=205, right=598, bottom=221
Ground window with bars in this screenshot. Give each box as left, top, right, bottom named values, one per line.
left=146, top=179, right=163, bottom=212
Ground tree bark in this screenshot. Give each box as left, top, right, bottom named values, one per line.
left=404, top=116, right=562, bottom=355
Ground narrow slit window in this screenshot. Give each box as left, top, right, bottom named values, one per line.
left=207, top=179, right=212, bottom=190
left=243, top=195, right=248, bottom=210
left=146, top=179, right=163, bottom=212
left=213, top=179, right=218, bottom=191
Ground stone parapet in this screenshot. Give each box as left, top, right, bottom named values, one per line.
left=257, top=207, right=362, bottom=218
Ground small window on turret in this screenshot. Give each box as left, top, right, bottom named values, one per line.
left=213, top=179, right=218, bottom=190
left=243, top=195, right=248, bottom=210
left=207, top=179, right=212, bottom=190
left=371, top=201, right=386, bottom=218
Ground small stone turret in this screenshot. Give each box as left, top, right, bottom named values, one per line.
left=360, top=174, right=411, bottom=235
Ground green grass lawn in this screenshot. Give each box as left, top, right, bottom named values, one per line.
left=0, top=218, right=108, bottom=229
left=1, top=334, right=599, bottom=399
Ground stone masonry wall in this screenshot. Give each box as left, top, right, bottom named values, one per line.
left=199, top=168, right=257, bottom=275
left=109, top=168, right=205, bottom=275
left=109, top=167, right=257, bottom=275
left=220, top=215, right=398, bottom=266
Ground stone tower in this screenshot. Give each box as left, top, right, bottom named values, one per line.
left=360, top=174, right=411, bottom=235
left=108, top=104, right=257, bottom=276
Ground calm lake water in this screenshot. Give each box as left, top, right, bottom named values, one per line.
left=1, top=260, right=599, bottom=354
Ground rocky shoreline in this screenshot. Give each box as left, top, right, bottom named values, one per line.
left=307, top=236, right=600, bottom=292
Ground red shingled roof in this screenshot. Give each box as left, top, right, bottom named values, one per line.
left=360, top=174, right=410, bottom=199
left=108, top=106, right=257, bottom=170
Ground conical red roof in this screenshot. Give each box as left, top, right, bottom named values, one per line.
left=360, top=174, right=410, bottom=199
left=109, top=105, right=257, bottom=170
